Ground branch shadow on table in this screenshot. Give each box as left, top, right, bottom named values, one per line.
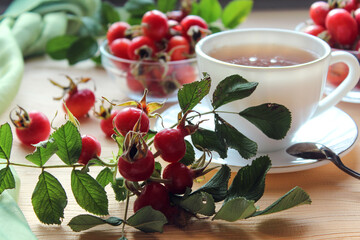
left=76, top=216, right=308, bottom=240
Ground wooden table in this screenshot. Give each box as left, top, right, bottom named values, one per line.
left=2, top=9, right=360, bottom=240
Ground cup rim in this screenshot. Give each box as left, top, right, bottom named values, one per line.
left=195, top=28, right=332, bottom=70
left=100, top=40, right=197, bottom=66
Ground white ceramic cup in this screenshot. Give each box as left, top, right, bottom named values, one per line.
left=195, top=28, right=360, bottom=153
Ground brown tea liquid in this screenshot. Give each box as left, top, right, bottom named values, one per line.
left=209, top=44, right=318, bottom=67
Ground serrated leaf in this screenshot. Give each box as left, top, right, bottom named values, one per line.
left=0, top=167, right=15, bottom=194
left=157, top=0, right=177, bottom=12
left=67, top=36, right=98, bottom=65
left=213, top=197, right=256, bottom=222
left=198, top=0, right=222, bottom=23
left=212, top=74, right=258, bottom=109
left=96, top=167, right=113, bottom=188
left=0, top=123, right=12, bottom=161
left=239, top=103, right=291, bottom=140
left=68, top=214, right=124, bottom=232
left=127, top=206, right=167, bottom=233
left=51, top=122, right=82, bottom=165
left=25, top=138, right=58, bottom=167
left=179, top=140, right=195, bottom=166
left=46, top=35, right=78, bottom=60
left=68, top=214, right=106, bottom=232
left=71, top=170, right=109, bottom=215
left=178, top=76, right=211, bottom=113
left=222, top=0, right=253, bottom=29
left=191, top=127, right=228, bottom=159
left=111, top=178, right=127, bottom=202
left=179, top=192, right=215, bottom=216
left=252, top=187, right=311, bottom=217
left=226, top=156, right=271, bottom=203
left=31, top=171, right=67, bottom=225
left=193, top=164, right=230, bottom=202
left=215, top=115, right=257, bottom=159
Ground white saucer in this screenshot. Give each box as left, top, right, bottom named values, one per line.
left=155, top=104, right=358, bottom=173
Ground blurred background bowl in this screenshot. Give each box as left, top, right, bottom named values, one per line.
left=100, top=40, right=199, bottom=102
left=296, top=21, right=360, bottom=103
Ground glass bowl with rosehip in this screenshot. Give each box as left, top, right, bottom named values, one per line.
left=100, top=10, right=209, bottom=102
left=296, top=0, right=360, bottom=103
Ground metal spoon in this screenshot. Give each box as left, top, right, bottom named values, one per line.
left=286, top=142, right=360, bottom=179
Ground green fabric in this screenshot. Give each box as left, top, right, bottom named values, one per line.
left=0, top=191, right=37, bottom=240
left=0, top=21, right=24, bottom=116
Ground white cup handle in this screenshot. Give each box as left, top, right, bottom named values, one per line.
left=313, top=51, right=360, bottom=117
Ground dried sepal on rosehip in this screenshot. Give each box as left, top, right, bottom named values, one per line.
left=9, top=106, right=51, bottom=146
left=117, top=130, right=155, bottom=182
left=50, top=76, right=96, bottom=119
left=94, top=100, right=120, bottom=138
left=106, top=89, right=164, bottom=118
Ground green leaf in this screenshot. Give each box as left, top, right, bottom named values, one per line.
left=215, top=115, right=257, bottom=159
left=124, top=0, right=155, bottom=17
left=71, top=170, right=109, bottom=215
left=193, top=164, right=230, bottom=202
left=106, top=216, right=124, bottom=226
left=212, top=74, right=258, bottom=110
left=111, top=178, right=127, bottom=202
left=25, top=138, right=58, bottom=167
left=179, top=192, right=215, bottom=216
left=157, top=0, right=177, bottom=13
left=222, top=0, right=253, bottom=29
left=68, top=214, right=106, bottom=232
left=51, top=121, right=82, bottom=165
left=198, top=0, right=222, bottom=23
left=101, top=2, right=121, bottom=25
left=179, top=140, right=195, bottom=166
left=96, top=167, right=113, bottom=188
left=67, top=36, right=98, bottom=65
left=190, top=2, right=200, bottom=15
left=213, top=197, right=256, bottom=221
left=178, top=75, right=211, bottom=113
left=0, top=123, right=12, bottom=161
left=191, top=127, right=228, bottom=159
left=46, top=35, right=78, bottom=60
left=226, top=156, right=271, bottom=203
left=209, top=24, right=222, bottom=33
left=0, top=167, right=15, bottom=194
left=68, top=214, right=124, bottom=232
left=239, top=103, right=291, bottom=140
left=253, top=186, right=311, bottom=217
left=78, top=16, right=105, bottom=37
left=152, top=161, right=162, bottom=178
left=127, top=206, right=167, bottom=233
left=31, top=171, right=67, bottom=225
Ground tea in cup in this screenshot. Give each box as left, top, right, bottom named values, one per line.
left=195, top=28, right=360, bottom=153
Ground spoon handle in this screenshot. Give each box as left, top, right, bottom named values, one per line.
left=333, top=156, right=360, bottom=180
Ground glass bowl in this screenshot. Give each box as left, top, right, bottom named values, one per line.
left=100, top=40, right=199, bottom=102
left=296, top=21, right=360, bottom=103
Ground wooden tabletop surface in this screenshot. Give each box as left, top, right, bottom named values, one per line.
left=1, top=9, right=360, bottom=240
